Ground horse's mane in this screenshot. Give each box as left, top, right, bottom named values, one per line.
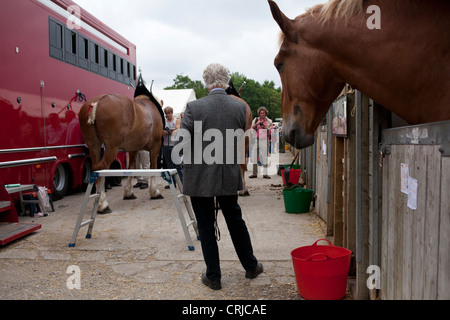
left=304, top=0, right=364, bottom=24
left=278, top=0, right=364, bottom=44
left=134, top=74, right=166, bottom=127
left=225, top=79, right=241, bottom=98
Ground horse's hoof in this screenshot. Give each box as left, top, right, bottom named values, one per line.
left=239, top=191, right=250, bottom=196
left=151, top=194, right=164, bottom=200
left=123, top=194, right=137, bottom=200
left=98, top=207, right=112, bottom=214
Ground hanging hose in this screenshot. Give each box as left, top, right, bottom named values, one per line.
left=77, top=90, right=87, bottom=103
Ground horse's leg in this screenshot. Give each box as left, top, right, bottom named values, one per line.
left=84, top=142, right=111, bottom=213
left=239, top=163, right=250, bottom=196
left=239, top=136, right=250, bottom=196
left=87, top=143, right=102, bottom=194
left=148, top=147, right=163, bottom=199
left=96, top=146, right=119, bottom=213
left=81, top=117, right=102, bottom=195
left=123, top=151, right=137, bottom=200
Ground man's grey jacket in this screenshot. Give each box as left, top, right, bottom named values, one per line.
left=177, top=89, right=247, bottom=197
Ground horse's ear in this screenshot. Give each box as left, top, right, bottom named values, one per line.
left=268, top=0, right=298, bottom=44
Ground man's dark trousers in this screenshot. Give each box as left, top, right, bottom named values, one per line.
left=190, top=195, right=258, bottom=282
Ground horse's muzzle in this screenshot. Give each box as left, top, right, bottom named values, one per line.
left=282, top=124, right=314, bottom=150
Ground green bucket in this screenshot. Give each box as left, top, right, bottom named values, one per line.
left=283, top=186, right=313, bottom=214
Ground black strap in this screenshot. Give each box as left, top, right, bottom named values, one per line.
left=284, top=153, right=299, bottom=187
left=290, top=152, right=299, bottom=169
left=214, top=198, right=221, bottom=241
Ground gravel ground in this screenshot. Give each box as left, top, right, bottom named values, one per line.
left=0, top=152, right=346, bottom=302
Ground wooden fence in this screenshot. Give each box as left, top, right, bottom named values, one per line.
left=380, top=121, right=450, bottom=299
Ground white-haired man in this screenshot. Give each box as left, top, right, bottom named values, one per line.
left=178, top=63, right=263, bottom=290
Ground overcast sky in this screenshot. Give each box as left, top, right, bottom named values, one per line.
left=74, top=0, right=324, bottom=91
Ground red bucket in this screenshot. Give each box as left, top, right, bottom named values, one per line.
left=281, top=168, right=301, bottom=185
left=291, top=239, right=351, bottom=300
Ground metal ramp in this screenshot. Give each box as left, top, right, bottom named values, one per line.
left=68, top=169, right=198, bottom=251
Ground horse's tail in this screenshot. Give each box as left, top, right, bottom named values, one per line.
left=86, top=102, right=98, bottom=126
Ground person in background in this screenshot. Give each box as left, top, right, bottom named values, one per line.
left=162, top=107, right=183, bottom=186
left=133, top=150, right=150, bottom=189
left=249, top=106, right=273, bottom=179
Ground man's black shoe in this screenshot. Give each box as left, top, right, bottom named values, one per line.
left=139, top=183, right=148, bottom=189
left=133, top=182, right=142, bottom=188
left=201, top=273, right=222, bottom=290
left=245, top=262, right=263, bottom=279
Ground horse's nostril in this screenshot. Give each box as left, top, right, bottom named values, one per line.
left=282, top=127, right=295, bottom=146
left=283, top=124, right=315, bottom=150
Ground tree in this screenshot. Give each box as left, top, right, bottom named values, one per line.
left=165, top=74, right=208, bottom=98
left=230, top=73, right=282, bottom=119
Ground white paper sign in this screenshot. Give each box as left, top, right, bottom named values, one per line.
left=407, top=177, right=418, bottom=210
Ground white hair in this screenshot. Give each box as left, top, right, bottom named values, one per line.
left=203, top=63, right=231, bottom=90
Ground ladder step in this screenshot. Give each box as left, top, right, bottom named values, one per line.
left=89, top=194, right=100, bottom=200
left=80, top=219, right=93, bottom=228
left=186, top=220, right=194, bottom=228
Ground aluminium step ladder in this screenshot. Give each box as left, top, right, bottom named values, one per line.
left=68, top=169, right=199, bottom=251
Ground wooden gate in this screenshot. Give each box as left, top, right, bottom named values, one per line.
left=380, top=121, right=450, bottom=299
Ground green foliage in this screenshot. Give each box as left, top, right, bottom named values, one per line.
left=229, top=72, right=282, bottom=119
left=165, top=72, right=282, bottom=119
left=165, top=74, right=208, bottom=98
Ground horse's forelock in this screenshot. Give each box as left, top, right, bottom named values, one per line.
left=305, top=0, right=364, bottom=24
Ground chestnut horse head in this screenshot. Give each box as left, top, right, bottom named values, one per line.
left=269, top=0, right=450, bottom=149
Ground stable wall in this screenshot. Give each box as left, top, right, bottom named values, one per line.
left=380, top=121, right=450, bottom=300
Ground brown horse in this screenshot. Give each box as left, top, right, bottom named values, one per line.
left=269, top=0, right=450, bottom=149
left=79, top=76, right=165, bottom=213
